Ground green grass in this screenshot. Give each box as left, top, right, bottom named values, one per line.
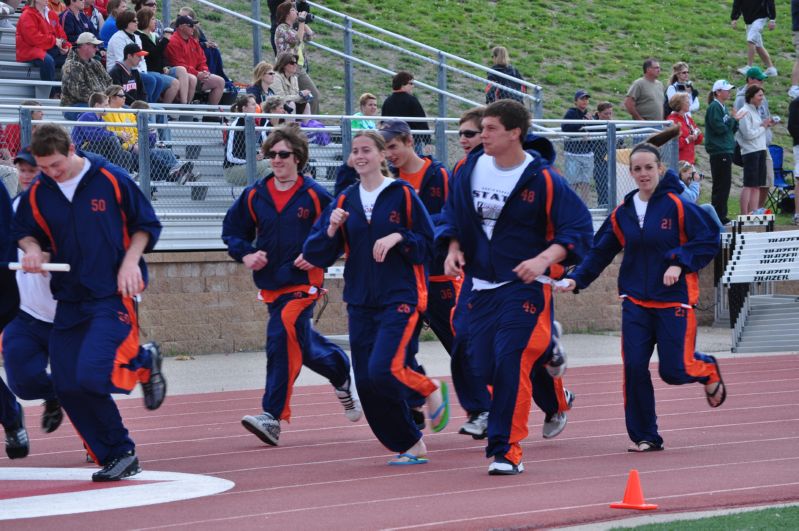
left=610, top=504, right=799, bottom=530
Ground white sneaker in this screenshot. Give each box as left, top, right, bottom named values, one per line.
left=738, top=65, right=752, bottom=75
left=458, top=411, right=488, bottom=439
left=542, top=389, right=575, bottom=439
left=241, top=412, right=280, bottom=446
left=334, top=377, right=362, bottom=422
left=488, top=456, right=524, bottom=475
left=764, top=66, right=778, bottom=77
left=789, top=86, right=799, bottom=100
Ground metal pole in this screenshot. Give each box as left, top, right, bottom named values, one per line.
left=137, top=112, right=152, bottom=199
left=162, top=0, right=171, bottom=32
left=607, top=122, right=617, bottom=210
left=19, top=107, right=32, bottom=147
left=252, top=0, right=262, bottom=67
left=435, top=51, right=447, bottom=163
left=343, top=17, right=353, bottom=116
left=245, top=115, right=258, bottom=186
left=340, top=116, right=352, bottom=163
left=533, top=86, right=543, bottom=120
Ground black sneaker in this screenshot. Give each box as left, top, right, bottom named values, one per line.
left=141, top=342, right=167, bottom=410
left=92, top=451, right=141, bottom=482
left=411, top=407, right=425, bottom=431
left=4, top=406, right=29, bottom=459
left=488, top=456, right=524, bottom=476
left=41, top=399, right=64, bottom=433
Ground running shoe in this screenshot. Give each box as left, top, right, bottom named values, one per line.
left=458, top=411, right=488, bottom=439
left=542, top=389, right=575, bottom=439
left=41, top=399, right=63, bottom=433
left=488, top=456, right=524, bottom=475
left=141, top=342, right=166, bottom=410
left=242, top=412, right=280, bottom=446
left=546, top=320, right=567, bottom=378
left=334, top=377, right=362, bottom=422
left=92, top=451, right=141, bottom=482
left=4, top=406, right=29, bottom=459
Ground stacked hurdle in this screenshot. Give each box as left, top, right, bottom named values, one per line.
left=719, top=214, right=799, bottom=351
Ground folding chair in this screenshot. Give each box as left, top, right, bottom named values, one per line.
left=766, top=144, right=795, bottom=213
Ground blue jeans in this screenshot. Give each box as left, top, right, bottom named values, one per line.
left=150, top=147, right=178, bottom=181
left=63, top=103, right=88, bottom=121
left=29, top=47, right=66, bottom=81
left=141, top=71, right=172, bottom=103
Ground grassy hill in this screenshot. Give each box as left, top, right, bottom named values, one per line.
left=193, top=0, right=797, bottom=219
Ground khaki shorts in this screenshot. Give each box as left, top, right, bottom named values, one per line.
left=746, top=18, right=767, bottom=48
left=762, top=148, right=774, bottom=188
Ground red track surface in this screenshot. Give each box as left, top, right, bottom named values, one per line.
left=2, top=354, right=798, bottom=529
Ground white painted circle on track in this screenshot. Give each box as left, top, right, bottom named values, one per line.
left=0, top=468, right=235, bottom=520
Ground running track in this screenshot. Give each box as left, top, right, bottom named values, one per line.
left=2, top=354, right=798, bottom=529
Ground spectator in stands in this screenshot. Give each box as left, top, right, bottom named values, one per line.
left=136, top=9, right=193, bottom=104
left=561, top=89, right=595, bottom=204
left=102, top=85, right=189, bottom=182
left=624, top=58, right=664, bottom=121
left=381, top=71, right=429, bottom=151
left=83, top=0, right=104, bottom=34
left=734, top=67, right=773, bottom=209
left=107, top=9, right=177, bottom=103
left=177, top=6, right=231, bottom=89
left=133, top=0, right=162, bottom=37
left=263, top=95, right=287, bottom=127
left=731, top=0, right=777, bottom=76
left=485, top=45, right=525, bottom=103
left=60, top=0, right=99, bottom=45
left=16, top=0, right=71, bottom=93
left=129, top=100, right=193, bottom=183
left=72, top=91, right=136, bottom=171
left=736, top=85, right=773, bottom=215
left=48, top=0, right=65, bottom=15
left=99, top=0, right=126, bottom=45
left=457, top=106, right=484, bottom=158
left=705, top=80, right=742, bottom=225
left=109, top=42, right=147, bottom=105
left=677, top=160, right=724, bottom=228
left=92, top=0, right=107, bottom=16
left=0, top=101, right=42, bottom=161
left=224, top=94, right=270, bottom=186
left=272, top=52, right=312, bottom=114
left=592, top=101, right=615, bottom=208
left=789, top=91, right=799, bottom=223
left=274, top=1, right=320, bottom=115
left=60, top=32, right=112, bottom=119
left=0, top=0, right=21, bottom=29
left=164, top=15, right=224, bottom=105
left=667, top=93, right=703, bottom=165
left=267, top=0, right=282, bottom=54
left=791, top=1, right=799, bottom=99
left=352, top=93, right=378, bottom=131
left=665, top=62, right=700, bottom=117
left=247, top=61, right=276, bottom=106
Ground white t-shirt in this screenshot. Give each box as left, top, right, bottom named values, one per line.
left=633, top=192, right=648, bottom=228
left=12, top=197, right=57, bottom=323
left=359, top=177, right=393, bottom=222
left=57, top=158, right=91, bottom=202
left=470, top=152, right=533, bottom=291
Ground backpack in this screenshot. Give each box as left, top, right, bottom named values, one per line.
left=302, top=119, right=331, bottom=146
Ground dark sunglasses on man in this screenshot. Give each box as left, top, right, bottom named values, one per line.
left=266, top=150, right=294, bottom=159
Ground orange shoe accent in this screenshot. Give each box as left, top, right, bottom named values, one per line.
left=610, top=469, right=658, bottom=510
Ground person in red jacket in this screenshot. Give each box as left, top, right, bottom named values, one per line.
left=16, top=0, right=70, bottom=88
left=163, top=15, right=224, bottom=105
left=667, top=93, right=704, bottom=164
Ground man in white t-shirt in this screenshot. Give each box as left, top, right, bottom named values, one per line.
left=2, top=147, right=63, bottom=436
left=438, top=100, right=594, bottom=475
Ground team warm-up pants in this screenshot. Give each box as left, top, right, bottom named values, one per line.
left=263, top=291, right=350, bottom=421
left=0, top=378, right=22, bottom=429
left=348, top=303, right=438, bottom=453
left=621, top=299, right=721, bottom=446
left=468, top=282, right=569, bottom=465
left=51, top=296, right=154, bottom=465
left=2, top=310, right=57, bottom=402
left=449, top=275, right=491, bottom=415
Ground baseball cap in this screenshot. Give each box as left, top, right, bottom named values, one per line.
left=175, top=15, right=195, bottom=27
left=574, top=89, right=590, bottom=100
left=745, top=66, right=767, bottom=81
left=75, top=32, right=103, bottom=46
left=123, top=43, right=148, bottom=58
left=378, top=119, right=412, bottom=141
left=712, top=79, right=735, bottom=92
left=13, top=146, right=36, bottom=167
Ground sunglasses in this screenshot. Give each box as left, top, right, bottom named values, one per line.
left=287, top=61, right=298, bottom=65
left=144, top=1, right=156, bottom=5
left=266, top=150, right=294, bottom=159
left=267, top=71, right=275, bottom=75
left=458, top=130, right=480, bottom=138
left=115, top=93, right=125, bottom=98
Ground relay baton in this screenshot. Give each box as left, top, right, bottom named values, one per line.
left=535, top=275, right=570, bottom=288
left=2, top=262, right=71, bottom=272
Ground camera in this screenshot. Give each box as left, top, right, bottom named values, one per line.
left=675, top=81, right=692, bottom=92
left=772, top=115, right=781, bottom=123
left=295, top=1, right=314, bottom=22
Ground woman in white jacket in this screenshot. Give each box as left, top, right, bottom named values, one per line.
left=736, top=85, right=774, bottom=215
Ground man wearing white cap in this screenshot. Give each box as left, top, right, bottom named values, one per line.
left=60, top=32, right=112, bottom=120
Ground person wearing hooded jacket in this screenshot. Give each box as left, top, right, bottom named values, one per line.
left=559, top=142, right=725, bottom=453
left=438, top=100, right=593, bottom=475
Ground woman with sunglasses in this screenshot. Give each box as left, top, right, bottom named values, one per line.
left=274, top=0, right=320, bottom=114
left=272, top=52, right=312, bottom=115
left=224, top=94, right=271, bottom=186
left=223, top=124, right=360, bottom=448
left=247, top=61, right=277, bottom=107
left=665, top=61, right=699, bottom=116
left=303, top=130, right=449, bottom=465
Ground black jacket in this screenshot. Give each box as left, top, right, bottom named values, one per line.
left=109, top=62, right=147, bottom=105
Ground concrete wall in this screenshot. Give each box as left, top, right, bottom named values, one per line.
left=140, top=250, right=718, bottom=355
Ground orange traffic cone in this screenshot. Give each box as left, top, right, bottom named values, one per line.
left=610, top=469, right=658, bottom=510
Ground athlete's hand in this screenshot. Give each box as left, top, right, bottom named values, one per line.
left=21, top=249, right=50, bottom=274
left=243, top=250, right=268, bottom=271
left=513, top=256, right=550, bottom=284
left=373, top=233, right=403, bottom=263
left=444, top=249, right=465, bottom=276
left=327, top=208, right=349, bottom=237
left=663, top=265, right=682, bottom=286
left=730, top=19, right=737, bottom=30
left=117, top=260, right=144, bottom=297
left=294, top=253, right=314, bottom=271
left=555, top=278, right=577, bottom=292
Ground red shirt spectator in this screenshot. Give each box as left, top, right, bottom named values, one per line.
left=93, top=0, right=108, bottom=16
left=16, top=4, right=66, bottom=62
left=163, top=18, right=208, bottom=76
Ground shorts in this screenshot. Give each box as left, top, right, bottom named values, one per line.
left=742, top=150, right=766, bottom=187
left=746, top=18, right=767, bottom=48
left=793, top=145, right=799, bottom=176
left=764, top=148, right=774, bottom=187
left=793, top=32, right=799, bottom=55
left=564, top=152, right=594, bottom=185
